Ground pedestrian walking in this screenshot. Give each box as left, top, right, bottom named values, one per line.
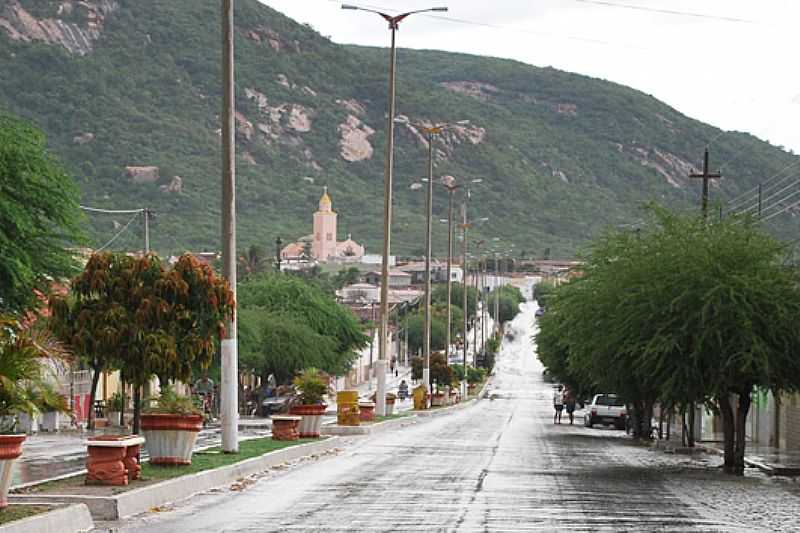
left=553, top=385, right=564, bottom=424
left=563, top=386, right=576, bottom=425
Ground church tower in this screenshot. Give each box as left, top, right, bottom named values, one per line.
left=312, top=186, right=337, bottom=261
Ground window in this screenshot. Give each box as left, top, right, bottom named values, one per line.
left=596, top=395, right=625, bottom=407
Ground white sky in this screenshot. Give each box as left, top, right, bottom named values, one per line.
left=258, top=0, right=800, bottom=154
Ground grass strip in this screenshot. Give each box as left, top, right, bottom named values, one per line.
left=17, top=437, right=322, bottom=495
left=0, top=505, right=51, bottom=525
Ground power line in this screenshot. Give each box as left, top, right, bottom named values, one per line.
left=80, top=205, right=144, bottom=215
left=573, top=0, right=759, bottom=25
left=727, top=160, right=800, bottom=212
left=730, top=171, right=800, bottom=215
left=761, top=197, right=800, bottom=223
left=95, top=212, right=141, bottom=252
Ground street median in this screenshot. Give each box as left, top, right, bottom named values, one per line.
left=10, top=436, right=339, bottom=521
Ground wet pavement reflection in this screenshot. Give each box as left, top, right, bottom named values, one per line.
left=107, top=282, right=739, bottom=532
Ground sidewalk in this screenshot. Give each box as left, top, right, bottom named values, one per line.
left=697, top=441, right=800, bottom=476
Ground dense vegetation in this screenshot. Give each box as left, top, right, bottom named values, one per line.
left=0, top=112, right=83, bottom=315
left=238, top=273, right=369, bottom=383
left=2, top=0, right=800, bottom=259
left=536, top=206, right=800, bottom=475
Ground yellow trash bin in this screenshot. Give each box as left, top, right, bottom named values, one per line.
left=337, top=390, right=360, bottom=426
left=413, top=385, right=428, bottom=410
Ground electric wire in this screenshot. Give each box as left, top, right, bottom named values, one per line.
left=758, top=187, right=800, bottom=218
left=80, top=205, right=145, bottom=215
left=726, top=159, right=800, bottom=211
left=761, top=197, right=800, bottom=223
left=735, top=177, right=800, bottom=216
left=573, top=0, right=759, bottom=25
left=94, top=212, right=141, bottom=252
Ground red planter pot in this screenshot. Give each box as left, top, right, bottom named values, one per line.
left=289, top=404, right=327, bottom=438
left=141, top=413, right=203, bottom=465
left=0, top=435, right=26, bottom=509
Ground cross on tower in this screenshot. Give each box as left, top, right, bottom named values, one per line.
left=689, top=148, right=722, bottom=220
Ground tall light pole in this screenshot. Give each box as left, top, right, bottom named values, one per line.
left=397, top=121, right=467, bottom=387
left=473, top=240, right=484, bottom=366
left=443, top=179, right=458, bottom=364
left=220, top=0, right=238, bottom=453
left=342, top=3, right=448, bottom=416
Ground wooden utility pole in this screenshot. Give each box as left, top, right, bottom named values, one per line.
left=689, top=148, right=722, bottom=220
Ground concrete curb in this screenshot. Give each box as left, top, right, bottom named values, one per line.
left=0, top=503, right=93, bottom=533
left=11, top=437, right=339, bottom=521
left=321, top=415, right=418, bottom=436
left=415, top=375, right=493, bottom=418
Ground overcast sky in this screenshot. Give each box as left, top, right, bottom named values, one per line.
left=258, top=0, right=800, bottom=156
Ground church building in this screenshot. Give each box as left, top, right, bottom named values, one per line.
left=281, top=187, right=365, bottom=263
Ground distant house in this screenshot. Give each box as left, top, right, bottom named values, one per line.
left=364, top=270, right=411, bottom=288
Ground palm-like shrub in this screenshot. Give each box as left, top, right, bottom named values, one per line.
left=0, top=317, right=71, bottom=433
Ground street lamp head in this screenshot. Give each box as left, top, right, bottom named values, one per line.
left=341, top=4, right=358, bottom=9
left=431, top=7, right=448, bottom=12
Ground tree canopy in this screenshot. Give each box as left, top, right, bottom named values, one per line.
left=488, top=285, right=525, bottom=324
left=536, top=206, right=800, bottom=474
left=238, top=273, right=368, bottom=383
left=0, top=113, right=83, bottom=315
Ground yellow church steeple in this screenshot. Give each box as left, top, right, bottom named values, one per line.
left=318, top=185, right=333, bottom=212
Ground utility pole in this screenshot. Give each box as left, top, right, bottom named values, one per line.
left=275, top=236, right=282, bottom=272
left=422, top=129, right=434, bottom=393
left=461, top=200, right=469, bottom=399
left=143, top=208, right=151, bottom=253
left=444, top=183, right=458, bottom=363
left=494, top=252, right=499, bottom=334
left=220, top=0, right=238, bottom=453
left=758, top=183, right=762, bottom=218
left=689, top=147, right=722, bottom=221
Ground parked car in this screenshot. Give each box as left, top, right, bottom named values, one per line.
left=584, top=393, right=627, bottom=429
left=535, top=308, right=545, bottom=318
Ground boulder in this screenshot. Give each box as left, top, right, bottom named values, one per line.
left=126, top=166, right=159, bottom=184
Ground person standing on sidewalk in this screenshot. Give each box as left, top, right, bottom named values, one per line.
left=553, top=385, right=564, bottom=424
left=563, top=386, right=576, bottom=425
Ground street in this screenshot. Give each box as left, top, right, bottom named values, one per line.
left=103, top=294, right=800, bottom=532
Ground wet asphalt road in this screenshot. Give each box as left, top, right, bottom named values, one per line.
left=110, top=294, right=731, bottom=532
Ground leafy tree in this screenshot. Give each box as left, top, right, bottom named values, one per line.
left=237, top=274, right=368, bottom=383
left=432, top=283, right=477, bottom=319
left=238, top=244, right=269, bottom=279
left=537, top=206, right=800, bottom=475
left=50, top=253, right=235, bottom=433
left=405, top=310, right=448, bottom=356
left=488, top=286, right=525, bottom=324
left=0, top=113, right=83, bottom=316
left=533, top=281, right=556, bottom=308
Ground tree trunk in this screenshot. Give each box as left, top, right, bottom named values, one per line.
left=132, top=385, right=141, bottom=435
left=687, top=402, right=696, bottom=447
left=733, top=387, right=752, bottom=476
left=120, top=377, right=125, bottom=428
left=719, top=394, right=736, bottom=474
left=87, top=365, right=102, bottom=431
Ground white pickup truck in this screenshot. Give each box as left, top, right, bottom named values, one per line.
left=584, top=394, right=627, bottom=430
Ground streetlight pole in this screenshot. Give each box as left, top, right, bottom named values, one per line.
left=220, top=0, right=238, bottom=453
left=473, top=240, right=484, bottom=366
left=461, top=201, right=469, bottom=399
left=444, top=181, right=458, bottom=364
left=342, top=3, right=448, bottom=416
left=275, top=236, right=282, bottom=272
left=422, top=129, right=434, bottom=393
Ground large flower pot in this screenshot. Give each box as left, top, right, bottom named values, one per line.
left=141, top=413, right=203, bottom=465
left=40, top=411, right=60, bottom=432
left=289, top=404, right=327, bottom=438
left=17, top=413, right=37, bottom=434
left=385, top=398, right=395, bottom=416
left=107, top=411, right=122, bottom=427
left=0, top=435, right=26, bottom=509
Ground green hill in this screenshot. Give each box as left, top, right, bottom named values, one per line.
left=1, top=0, right=797, bottom=259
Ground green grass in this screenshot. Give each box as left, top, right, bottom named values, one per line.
left=17, top=437, right=322, bottom=495
left=0, top=505, right=51, bottom=525
left=140, top=437, right=320, bottom=480
left=373, top=412, right=412, bottom=423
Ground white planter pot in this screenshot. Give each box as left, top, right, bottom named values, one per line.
left=0, top=435, right=25, bottom=509
left=17, top=413, right=38, bottom=434
left=108, top=411, right=122, bottom=426
left=141, top=414, right=203, bottom=465
left=142, top=429, right=199, bottom=465
left=40, top=411, right=60, bottom=432
left=385, top=402, right=395, bottom=416
left=297, top=414, right=323, bottom=437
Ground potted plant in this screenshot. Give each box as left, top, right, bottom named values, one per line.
left=141, top=386, right=203, bottom=465
left=0, top=317, right=70, bottom=509
left=38, top=381, right=69, bottom=432
left=370, top=391, right=397, bottom=416
left=107, top=392, right=124, bottom=427
left=289, top=368, right=328, bottom=438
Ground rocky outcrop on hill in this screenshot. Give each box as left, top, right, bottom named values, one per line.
left=0, top=0, right=118, bottom=55
left=125, top=166, right=159, bottom=184
left=338, top=114, right=374, bottom=162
